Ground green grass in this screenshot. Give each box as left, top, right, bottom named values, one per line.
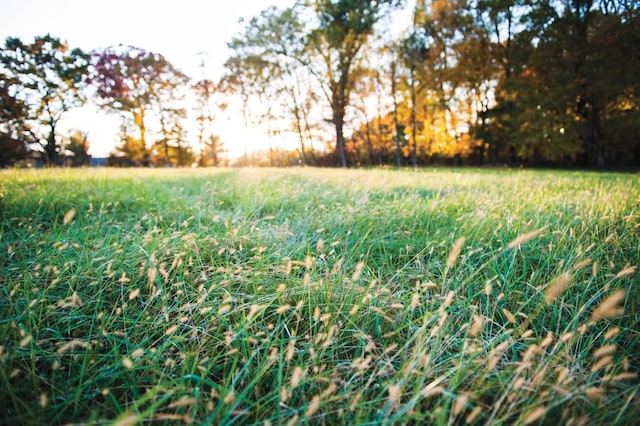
left=1, top=167, right=638, bottom=425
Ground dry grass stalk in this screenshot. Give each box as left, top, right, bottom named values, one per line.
left=607, top=372, right=638, bottom=382
left=410, top=292, right=420, bottom=309
left=573, top=258, right=592, bottom=270
left=306, top=395, right=320, bottom=417
left=113, top=414, right=138, bottom=426
left=591, top=289, right=626, bottom=320
left=223, top=391, right=236, bottom=405
left=502, top=308, right=516, bottom=324
left=592, top=344, right=617, bottom=359
left=466, top=406, right=482, bottom=424
left=591, top=355, right=613, bottom=372
left=446, top=237, right=466, bottom=268
left=388, top=384, right=401, bottom=406
left=604, top=327, right=620, bottom=340
left=352, top=262, right=365, bottom=281
left=122, top=357, right=134, bottom=369
left=290, top=366, right=304, bottom=389
left=523, top=406, right=546, bottom=425
left=453, top=394, right=469, bottom=416
left=585, top=387, right=604, bottom=401
left=544, top=272, right=572, bottom=303
left=56, top=339, right=90, bottom=354
left=507, top=227, right=546, bottom=249
left=469, top=314, right=484, bottom=337
left=63, top=208, right=76, bottom=225
left=350, top=392, right=363, bottom=412
left=614, top=265, right=637, bottom=279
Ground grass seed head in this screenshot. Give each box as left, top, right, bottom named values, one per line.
left=614, top=265, right=637, bottom=279
left=608, top=372, right=638, bottom=382
left=469, top=314, right=484, bottom=337
left=540, top=332, right=554, bottom=348
left=544, top=272, right=572, bottom=303
left=453, top=394, right=468, bottom=417
left=604, top=327, right=620, bottom=340
left=246, top=304, right=265, bottom=321
left=350, top=391, right=363, bottom=412
left=446, top=237, right=466, bottom=268
left=591, top=289, right=626, bottom=320
left=591, top=355, right=613, bottom=372
left=290, top=366, right=304, bottom=389
left=56, top=339, right=89, bottom=354
left=286, top=340, right=296, bottom=361
left=224, top=390, right=236, bottom=405
left=523, top=406, right=546, bottom=425
left=573, top=258, right=592, bottom=271
left=131, top=348, right=145, bottom=358
left=502, top=308, right=516, bottom=324
left=63, top=208, right=76, bottom=225
left=39, top=393, right=48, bottom=407
left=443, top=291, right=455, bottom=309
left=585, top=387, right=604, bottom=401
left=508, top=227, right=545, bottom=249
left=277, top=304, right=291, bottom=314
left=113, top=414, right=138, bottom=426
left=593, top=344, right=616, bottom=359
left=286, top=414, right=299, bottom=426
left=387, top=384, right=401, bottom=406
left=122, top=357, right=134, bottom=369
left=352, top=262, right=365, bottom=281
left=466, top=406, right=482, bottom=424
left=306, top=395, right=321, bottom=417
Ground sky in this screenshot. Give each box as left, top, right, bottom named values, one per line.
left=0, top=0, right=413, bottom=159
left=0, top=0, right=303, bottom=158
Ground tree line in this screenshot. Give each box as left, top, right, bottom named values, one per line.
left=2, top=0, right=639, bottom=168
left=0, top=38, right=225, bottom=167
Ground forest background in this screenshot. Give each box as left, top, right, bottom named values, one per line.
left=1, top=0, right=639, bottom=169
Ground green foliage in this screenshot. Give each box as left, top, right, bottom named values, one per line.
left=0, top=35, right=89, bottom=165
left=63, top=130, right=91, bottom=167
left=0, top=168, right=638, bottom=424
left=471, top=1, right=640, bottom=166
left=89, top=45, right=190, bottom=165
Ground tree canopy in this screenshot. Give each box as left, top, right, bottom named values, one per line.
left=0, top=34, right=88, bottom=165
left=1, top=1, right=638, bottom=168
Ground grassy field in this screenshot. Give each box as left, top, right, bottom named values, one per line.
left=0, top=167, right=638, bottom=425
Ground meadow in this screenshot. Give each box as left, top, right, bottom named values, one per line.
left=0, top=167, right=638, bottom=425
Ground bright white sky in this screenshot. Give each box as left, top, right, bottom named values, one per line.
left=0, top=0, right=413, bottom=159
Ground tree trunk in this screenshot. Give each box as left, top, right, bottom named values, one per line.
left=45, top=125, right=58, bottom=166
left=391, top=62, right=402, bottom=167
left=335, top=119, right=347, bottom=168
left=292, top=103, right=308, bottom=166
left=410, top=65, right=418, bottom=168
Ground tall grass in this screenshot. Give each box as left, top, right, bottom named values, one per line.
left=1, top=167, right=638, bottom=424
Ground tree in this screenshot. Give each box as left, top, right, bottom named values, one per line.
left=225, top=6, right=316, bottom=166
left=89, top=45, right=189, bottom=165
left=193, top=74, right=226, bottom=167
left=63, top=130, right=91, bottom=167
left=306, top=0, right=403, bottom=167
left=0, top=35, right=88, bottom=165
left=480, top=0, right=640, bottom=166
left=0, top=70, right=29, bottom=166
left=400, top=27, right=430, bottom=167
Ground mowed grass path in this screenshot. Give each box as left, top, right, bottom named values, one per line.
left=1, top=167, right=638, bottom=425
